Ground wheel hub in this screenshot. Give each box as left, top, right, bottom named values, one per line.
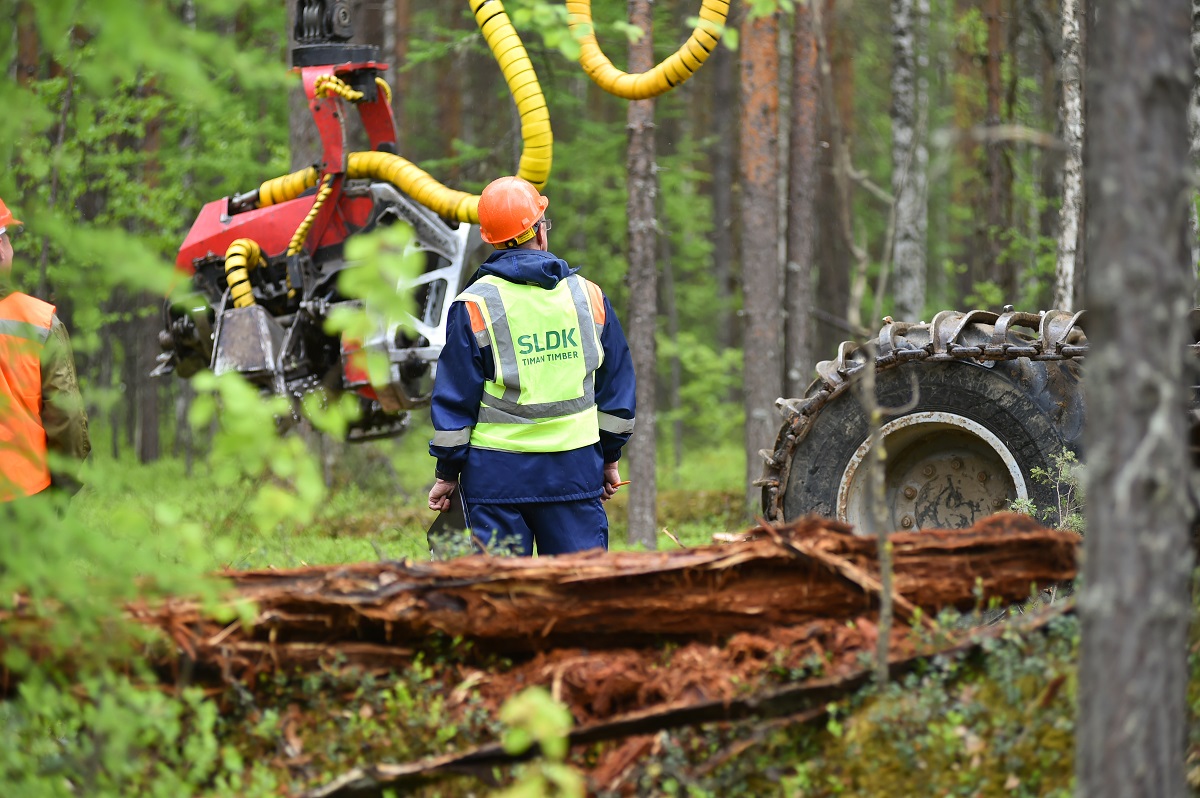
left=837, top=412, right=1029, bottom=532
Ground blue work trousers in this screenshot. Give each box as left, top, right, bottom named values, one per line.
left=466, top=497, right=609, bottom=556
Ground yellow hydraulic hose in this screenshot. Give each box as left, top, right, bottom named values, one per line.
left=248, top=0, right=727, bottom=228
left=225, top=239, right=265, bottom=308
left=469, top=0, right=553, bottom=187
left=375, top=77, right=393, bottom=104
left=348, top=151, right=479, bottom=222
left=566, top=0, right=729, bottom=99
left=251, top=153, right=479, bottom=223
left=258, top=167, right=319, bottom=209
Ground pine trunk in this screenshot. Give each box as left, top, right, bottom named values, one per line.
left=785, top=0, right=819, bottom=396
left=1076, top=3, right=1193, bottom=795
left=710, top=34, right=738, bottom=357
left=814, top=0, right=854, bottom=360
left=624, top=0, right=658, bottom=549
left=740, top=9, right=783, bottom=511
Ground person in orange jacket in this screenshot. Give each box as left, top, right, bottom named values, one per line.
left=0, top=196, right=90, bottom=506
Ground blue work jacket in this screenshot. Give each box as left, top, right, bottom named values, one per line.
left=428, top=248, right=637, bottom=504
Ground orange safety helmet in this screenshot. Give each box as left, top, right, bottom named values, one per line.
left=0, top=196, right=22, bottom=232
left=477, top=176, right=549, bottom=247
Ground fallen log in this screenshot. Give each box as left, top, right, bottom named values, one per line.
left=139, top=513, right=1076, bottom=683
left=301, top=602, right=1076, bottom=798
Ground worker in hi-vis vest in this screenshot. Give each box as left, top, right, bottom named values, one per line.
left=427, top=176, right=636, bottom=555
left=0, top=196, right=91, bottom=508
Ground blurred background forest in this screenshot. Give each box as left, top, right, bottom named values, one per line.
left=2, top=0, right=1083, bottom=519
left=5, top=2, right=1196, bottom=797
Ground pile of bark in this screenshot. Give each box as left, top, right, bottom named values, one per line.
left=137, top=512, right=1076, bottom=690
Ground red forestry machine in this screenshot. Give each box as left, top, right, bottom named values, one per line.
left=153, top=1, right=490, bottom=441
left=154, top=0, right=1127, bottom=532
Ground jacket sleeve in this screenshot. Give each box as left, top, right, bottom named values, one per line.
left=40, top=315, right=91, bottom=490
left=594, top=295, right=636, bottom=463
left=428, top=301, right=489, bottom=481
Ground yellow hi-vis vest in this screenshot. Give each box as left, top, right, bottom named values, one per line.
left=456, top=273, right=605, bottom=453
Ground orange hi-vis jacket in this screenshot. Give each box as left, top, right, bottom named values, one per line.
left=0, top=292, right=55, bottom=500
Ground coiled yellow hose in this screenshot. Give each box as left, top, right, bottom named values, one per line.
left=566, top=0, right=729, bottom=99
left=315, top=74, right=365, bottom=102
left=288, top=174, right=335, bottom=256
left=225, top=239, right=265, bottom=308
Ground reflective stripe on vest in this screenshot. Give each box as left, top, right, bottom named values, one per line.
left=0, top=292, right=55, bottom=500
left=457, top=274, right=604, bottom=453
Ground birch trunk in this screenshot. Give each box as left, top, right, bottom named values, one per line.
left=624, top=0, right=658, bottom=549
left=1053, top=0, right=1084, bottom=310
left=890, top=0, right=929, bottom=322
left=1076, top=2, right=1194, bottom=795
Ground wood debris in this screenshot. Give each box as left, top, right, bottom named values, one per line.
left=132, top=512, right=1075, bottom=685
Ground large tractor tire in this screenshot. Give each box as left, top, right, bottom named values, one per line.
left=760, top=309, right=1089, bottom=531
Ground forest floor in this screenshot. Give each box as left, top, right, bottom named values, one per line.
left=10, top=438, right=1200, bottom=797
left=105, top=514, right=1088, bottom=798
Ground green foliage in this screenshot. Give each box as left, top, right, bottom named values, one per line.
left=1, top=0, right=289, bottom=329
left=506, top=0, right=583, bottom=61
left=965, top=278, right=1005, bottom=310
left=495, top=687, right=585, bottom=798
left=0, top=675, right=277, bottom=798
left=1009, top=449, right=1084, bottom=533
left=605, top=613, right=1080, bottom=797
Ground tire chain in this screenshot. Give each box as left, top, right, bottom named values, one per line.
left=756, top=306, right=1093, bottom=522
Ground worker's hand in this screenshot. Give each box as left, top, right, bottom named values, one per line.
left=428, top=478, right=458, bottom=512
left=601, top=462, right=621, bottom=502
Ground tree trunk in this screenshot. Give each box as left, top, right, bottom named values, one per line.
left=15, top=2, right=39, bottom=87
left=286, top=2, right=320, bottom=170
left=785, top=0, right=819, bottom=397
left=740, top=8, right=783, bottom=510
left=624, top=0, right=658, bottom=549
left=983, top=0, right=1013, bottom=299
left=710, top=32, right=738, bottom=357
left=1076, top=3, right=1193, bottom=796
left=137, top=308, right=161, bottom=463
left=951, top=0, right=985, bottom=304
left=392, top=0, right=410, bottom=149
left=142, top=516, right=1077, bottom=677
left=814, top=0, right=854, bottom=360
left=435, top=0, right=463, bottom=181
left=1053, top=0, right=1084, bottom=310
left=890, top=0, right=930, bottom=322
left=1189, top=0, right=1200, bottom=274
left=659, top=231, right=683, bottom=472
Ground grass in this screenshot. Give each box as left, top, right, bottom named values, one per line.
left=69, top=416, right=750, bottom=570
